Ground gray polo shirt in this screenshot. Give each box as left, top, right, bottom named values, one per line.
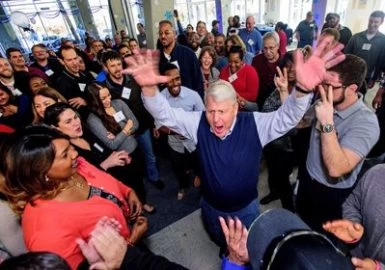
left=306, top=97, right=379, bottom=189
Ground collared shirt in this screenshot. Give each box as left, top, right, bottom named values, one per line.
left=344, top=30, right=385, bottom=80
left=159, top=86, right=205, bottom=153
left=143, top=87, right=312, bottom=148
left=307, top=96, right=380, bottom=189
left=238, top=28, right=262, bottom=56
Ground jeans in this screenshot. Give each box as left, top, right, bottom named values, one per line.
left=200, top=198, right=259, bottom=247
left=137, top=129, right=160, bottom=182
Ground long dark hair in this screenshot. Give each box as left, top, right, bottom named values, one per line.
left=0, top=125, right=69, bottom=214
left=43, top=102, right=76, bottom=126
left=85, top=82, right=122, bottom=135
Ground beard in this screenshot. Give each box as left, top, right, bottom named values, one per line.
left=0, top=71, right=13, bottom=80
left=333, top=94, right=345, bottom=106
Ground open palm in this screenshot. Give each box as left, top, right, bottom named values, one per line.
left=323, top=219, right=364, bottom=242
left=295, top=37, right=345, bottom=90
left=123, top=50, right=168, bottom=87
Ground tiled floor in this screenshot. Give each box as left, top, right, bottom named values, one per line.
left=145, top=162, right=282, bottom=270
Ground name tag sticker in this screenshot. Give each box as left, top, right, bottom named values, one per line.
left=78, top=83, right=86, bottom=92
left=362, top=43, right=371, bottom=50
left=0, top=112, right=3, bottom=117
left=310, top=24, right=315, bottom=28
left=143, top=40, right=147, bottom=45
left=13, top=88, right=23, bottom=96
left=248, top=39, right=254, bottom=46
left=113, top=111, right=126, bottom=123
left=171, top=60, right=180, bottom=70
left=228, top=73, right=238, bottom=83
left=93, top=143, right=104, bottom=152
left=122, top=87, right=131, bottom=99
left=45, top=69, right=54, bottom=76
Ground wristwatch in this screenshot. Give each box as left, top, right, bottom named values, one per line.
left=321, top=123, right=335, bottom=133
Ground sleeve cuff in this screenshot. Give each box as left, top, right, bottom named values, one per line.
left=221, top=256, right=251, bottom=270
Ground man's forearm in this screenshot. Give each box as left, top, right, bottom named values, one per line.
left=321, top=131, right=353, bottom=178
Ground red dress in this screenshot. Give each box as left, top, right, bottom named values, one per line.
left=22, top=157, right=132, bottom=269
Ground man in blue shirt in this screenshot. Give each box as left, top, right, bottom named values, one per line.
left=295, top=11, right=318, bottom=48
left=158, top=63, right=205, bottom=200
left=238, top=16, right=262, bottom=56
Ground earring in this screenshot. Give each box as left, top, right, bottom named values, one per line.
left=45, top=176, right=49, bottom=182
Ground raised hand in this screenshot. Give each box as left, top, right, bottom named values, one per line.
left=123, top=50, right=168, bottom=92
left=219, top=216, right=249, bottom=265
left=323, top=219, right=364, bottom=243
left=314, top=85, right=334, bottom=125
left=274, top=66, right=289, bottom=92
left=294, top=37, right=345, bottom=91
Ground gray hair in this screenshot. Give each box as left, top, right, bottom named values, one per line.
left=263, top=31, right=280, bottom=45
left=204, top=79, right=237, bottom=105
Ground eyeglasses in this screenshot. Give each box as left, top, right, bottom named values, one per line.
left=321, top=82, right=347, bottom=91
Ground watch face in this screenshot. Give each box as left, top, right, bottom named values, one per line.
left=322, top=124, right=334, bottom=133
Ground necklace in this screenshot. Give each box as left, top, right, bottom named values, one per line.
left=62, top=174, right=87, bottom=191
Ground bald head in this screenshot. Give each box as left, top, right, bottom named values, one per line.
left=246, top=16, right=255, bottom=31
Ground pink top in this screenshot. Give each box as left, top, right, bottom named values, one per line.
left=22, top=157, right=132, bottom=269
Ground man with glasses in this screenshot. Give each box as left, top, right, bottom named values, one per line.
left=30, top=43, right=64, bottom=87
left=296, top=54, right=380, bottom=232
left=158, top=20, right=204, bottom=98
left=252, top=32, right=281, bottom=111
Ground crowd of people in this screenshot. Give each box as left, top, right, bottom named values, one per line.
left=0, top=7, right=385, bottom=270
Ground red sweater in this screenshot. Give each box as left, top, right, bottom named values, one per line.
left=22, top=157, right=132, bottom=269
left=219, top=64, right=259, bottom=102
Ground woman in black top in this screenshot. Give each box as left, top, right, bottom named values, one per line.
left=44, top=103, right=155, bottom=213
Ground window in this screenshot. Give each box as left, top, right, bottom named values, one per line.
left=174, top=0, right=216, bottom=33
left=88, top=0, right=113, bottom=39
left=1, top=0, right=85, bottom=53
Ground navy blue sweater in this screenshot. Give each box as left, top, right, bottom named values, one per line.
left=197, top=113, right=262, bottom=212
left=159, top=44, right=204, bottom=98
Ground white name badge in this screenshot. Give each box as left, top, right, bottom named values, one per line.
left=228, top=73, right=238, bottom=83
left=78, top=83, right=86, bottom=92
left=122, top=87, right=131, bottom=99
left=93, top=142, right=104, bottom=153
left=171, top=60, right=180, bottom=70
left=113, top=111, right=126, bottom=123
left=45, top=69, right=54, bottom=76
left=143, top=40, right=147, bottom=45
left=13, top=88, right=23, bottom=96
left=0, top=112, right=3, bottom=118
left=248, top=39, right=254, bottom=46
left=362, top=43, right=371, bottom=51
left=310, top=24, right=315, bottom=28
